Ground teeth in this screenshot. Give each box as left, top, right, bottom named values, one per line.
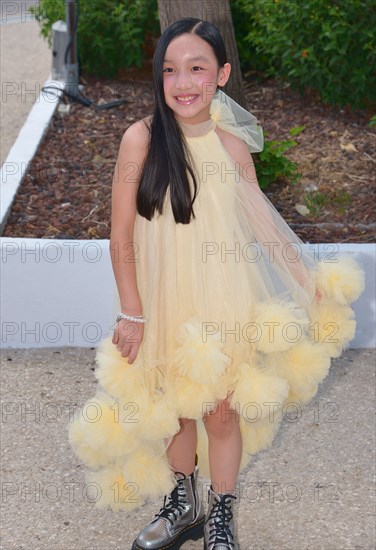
left=176, top=96, right=196, bottom=101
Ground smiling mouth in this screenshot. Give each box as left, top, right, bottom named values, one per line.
left=175, top=95, right=199, bottom=104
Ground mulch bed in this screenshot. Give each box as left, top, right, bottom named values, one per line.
left=2, top=69, right=375, bottom=243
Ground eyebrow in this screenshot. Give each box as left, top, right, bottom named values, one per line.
left=163, top=55, right=210, bottom=63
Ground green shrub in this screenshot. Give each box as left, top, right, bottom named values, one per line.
left=231, top=0, right=376, bottom=110
left=231, top=0, right=270, bottom=77
left=31, top=0, right=159, bottom=77
left=304, top=188, right=352, bottom=217
left=254, top=126, right=304, bottom=189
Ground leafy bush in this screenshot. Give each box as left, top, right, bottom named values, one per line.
left=304, top=188, right=351, bottom=217
left=231, top=0, right=376, bottom=110
left=31, top=0, right=160, bottom=77
left=254, top=126, right=304, bottom=189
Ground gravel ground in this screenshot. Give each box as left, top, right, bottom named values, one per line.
left=1, top=346, right=375, bottom=549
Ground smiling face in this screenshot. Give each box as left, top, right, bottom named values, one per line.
left=162, top=33, right=231, bottom=124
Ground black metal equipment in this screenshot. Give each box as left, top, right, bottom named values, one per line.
left=64, top=0, right=80, bottom=97
left=42, top=0, right=127, bottom=109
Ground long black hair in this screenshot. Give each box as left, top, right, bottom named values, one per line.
left=136, top=18, right=228, bottom=224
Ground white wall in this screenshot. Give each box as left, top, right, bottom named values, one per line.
left=1, top=238, right=374, bottom=348
left=1, top=238, right=116, bottom=348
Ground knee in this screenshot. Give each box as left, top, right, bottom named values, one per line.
left=203, top=400, right=239, bottom=439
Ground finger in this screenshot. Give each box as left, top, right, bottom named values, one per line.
left=112, top=327, right=119, bottom=345
left=118, top=333, right=135, bottom=351
left=127, top=347, right=136, bottom=364
left=128, top=342, right=141, bottom=364
left=119, top=341, right=132, bottom=356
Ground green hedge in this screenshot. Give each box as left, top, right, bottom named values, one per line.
left=33, top=0, right=375, bottom=109
left=232, top=0, right=376, bottom=110
left=31, top=0, right=160, bottom=77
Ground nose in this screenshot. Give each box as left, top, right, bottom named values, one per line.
left=175, top=70, right=193, bottom=90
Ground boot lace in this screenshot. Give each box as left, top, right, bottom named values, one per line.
left=155, top=473, right=188, bottom=525
left=207, top=494, right=236, bottom=547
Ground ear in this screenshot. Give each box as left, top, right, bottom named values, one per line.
left=217, top=62, right=231, bottom=87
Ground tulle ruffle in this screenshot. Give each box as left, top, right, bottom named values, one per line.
left=69, top=254, right=363, bottom=512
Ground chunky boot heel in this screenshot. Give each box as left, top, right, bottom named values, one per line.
left=131, top=466, right=204, bottom=550
left=204, top=486, right=239, bottom=550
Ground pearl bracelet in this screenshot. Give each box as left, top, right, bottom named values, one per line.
left=116, top=313, right=146, bottom=324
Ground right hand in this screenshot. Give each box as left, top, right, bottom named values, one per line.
left=112, top=319, right=144, bottom=364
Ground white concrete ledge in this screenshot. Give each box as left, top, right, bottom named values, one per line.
left=1, top=238, right=116, bottom=348
left=0, top=76, right=65, bottom=232
left=1, top=238, right=374, bottom=348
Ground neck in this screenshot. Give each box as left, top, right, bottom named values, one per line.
left=177, top=116, right=215, bottom=138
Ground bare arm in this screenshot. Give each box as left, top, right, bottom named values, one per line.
left=110, top=117, right=150, bottom=361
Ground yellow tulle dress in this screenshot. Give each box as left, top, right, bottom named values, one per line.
left=68, top=94, right=365, bottom=512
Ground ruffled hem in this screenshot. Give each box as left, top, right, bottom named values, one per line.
left=68, top=254, right=364, bottom=512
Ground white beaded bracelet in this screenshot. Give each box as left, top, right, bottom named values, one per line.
left=116, top=312, right=146, bottom=324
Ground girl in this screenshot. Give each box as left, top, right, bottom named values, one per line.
left=69, top=18, right=364, bottom=550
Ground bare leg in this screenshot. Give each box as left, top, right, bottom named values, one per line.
left=134, top=419, right=203, bottom=549
left=166, top=418, right=197, bottom=475
left=204, top=398, right=242, bottom=494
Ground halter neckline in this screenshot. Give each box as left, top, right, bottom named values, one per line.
left=177, top=117, right=216, bottom=138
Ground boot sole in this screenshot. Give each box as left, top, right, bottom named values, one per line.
left=131, top=514, right=205, bottom=550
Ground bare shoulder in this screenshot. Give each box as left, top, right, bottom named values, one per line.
left=120, top=115, right=152, bottom=156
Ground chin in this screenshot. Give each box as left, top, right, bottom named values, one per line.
left=169, top=103, right=210, bottom=123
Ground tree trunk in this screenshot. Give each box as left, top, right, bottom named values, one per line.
left=157, top=0, right=247, bottom=108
